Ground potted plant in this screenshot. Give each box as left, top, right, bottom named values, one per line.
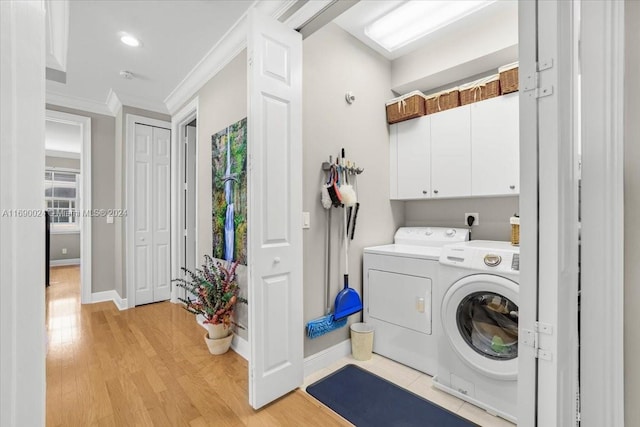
left=174, top=255, right=248, bottom=355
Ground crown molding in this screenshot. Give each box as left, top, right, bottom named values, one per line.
left=164, top=0, right=302, bottom=115
left=106, top=89, right=122, bottom=116
left=46, top=90, right=113, bottom=116
left=118, top=92, right=169, bottom=116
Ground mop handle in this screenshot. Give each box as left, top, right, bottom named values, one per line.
left=344, top=205, right=349, bottom=277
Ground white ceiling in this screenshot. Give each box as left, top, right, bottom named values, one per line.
left=46, top=0, right=253, bottom=114
left=334, top=1, right=516, bottom=61
left=45, top=120, right=82, bottom=155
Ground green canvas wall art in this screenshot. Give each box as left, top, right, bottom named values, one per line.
left=211, top=117, right=247, bottom=265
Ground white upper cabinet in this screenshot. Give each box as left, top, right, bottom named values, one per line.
left=430, top=105, right=472, bottom=198
left=471, top=92, right=520, bottom=196
left=393, top=116, right=431, bottom=199
left=389, top=93, right=519, bottom=200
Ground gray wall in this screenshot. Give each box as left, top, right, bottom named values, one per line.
left=46, top=156, right=81, bottom=261
left=195, top=51, right=249, bottom=339
left=405, top=197, right=518, bottom=241
left=46, top=104, right=116, bottom=293
left=625, top=1, right=639, bottom=424
left=303, top=23, right=404, bottom=357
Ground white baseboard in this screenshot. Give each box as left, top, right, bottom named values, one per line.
left=91, top=290, right=127, bottom=311
left=231, top=335, right=249, bottom=361
left=50, top=258, right=80, bottom=266
left=303, top=339, right=352, bottom=378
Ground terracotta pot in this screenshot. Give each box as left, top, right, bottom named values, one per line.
left=204, top=332, right=233, bottom=355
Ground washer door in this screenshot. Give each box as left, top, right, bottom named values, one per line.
left=441, top=274, right=519, bottom=380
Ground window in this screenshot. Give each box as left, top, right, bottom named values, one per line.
left=45, top=170, right=79, bottom=231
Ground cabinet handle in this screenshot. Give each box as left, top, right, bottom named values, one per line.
left=422, top=190, right=428, bottom=195
left=509, top=185, right=516, bottom=190
left=433, top=190, right=439, bottom=194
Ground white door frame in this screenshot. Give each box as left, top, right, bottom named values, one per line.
left=125, top=114, right=172, bottom=308
left=580, top=1, right=625, bottom=425
left=1, top=1, right=46, bottom=424
left=45, top=109, right=92, bottom=304
left=170, top=98, right=199, bottom=303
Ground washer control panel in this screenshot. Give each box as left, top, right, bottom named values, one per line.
left=440, top=241, right=520, bottom=275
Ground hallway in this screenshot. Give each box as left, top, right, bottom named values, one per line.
left=45, top=266, right=347, bottom=426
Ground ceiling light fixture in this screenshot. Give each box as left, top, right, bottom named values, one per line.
left=120, top=33, right=140, bottom=47
left=365, top=0, right=496, bottom=52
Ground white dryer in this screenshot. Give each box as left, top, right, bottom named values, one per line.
left=363, top=227, right=469, bottom=376
left=435, top=241, right=520, bottom=423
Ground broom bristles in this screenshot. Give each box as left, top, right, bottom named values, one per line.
left=306, top=314, right=347, bottom=339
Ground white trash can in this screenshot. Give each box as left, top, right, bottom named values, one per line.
left=350, top=323, right=374, bottom=361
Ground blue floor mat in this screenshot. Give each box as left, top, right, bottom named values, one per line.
left=306, top=364, right=479, bottom=427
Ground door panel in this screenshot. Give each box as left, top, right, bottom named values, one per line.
left=396, top=116, right=430, bottom=199
left=471, top=93, right=520, bottom=196
left=430, top=106, right=471, bottom=198
left=134, top=123, right=171, bottom=305
left=135, top=125, right=153, bottom=305
left=248, top=8, right=303, bottom=409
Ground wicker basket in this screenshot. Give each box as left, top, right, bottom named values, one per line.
left=459, top=75, right=501, bottom=106
left=385, top=91, right=427, bottom=124
left=510, top=216, right=520, bottom=246
left=425, top=88, right=460, bottom=114
left=499, top=62, right=519, bottom=94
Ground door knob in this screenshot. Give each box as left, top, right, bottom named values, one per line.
left=274, top=257, right=281, bottom=263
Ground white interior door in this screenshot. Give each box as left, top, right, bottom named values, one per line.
left=134, top=123, right=171, bottom=305
left=519, top=1, right=580, bottom=426
left=247, top=8, right=303, bottom=409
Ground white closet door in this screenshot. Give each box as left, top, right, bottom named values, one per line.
left=152, top=126, right=171, bottom=302
left=247, top=8, right=303, bottom=409
left=185, top=125, right=197, bottom=272
left=430, top=106, right=471, bottom=198
left=134, top=123, right=171, bottom=305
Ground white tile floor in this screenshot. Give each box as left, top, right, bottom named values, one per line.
left=302, top=353, right=515, bottom=427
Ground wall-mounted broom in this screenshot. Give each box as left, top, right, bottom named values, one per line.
left=306, top=206, right=347, bottom=338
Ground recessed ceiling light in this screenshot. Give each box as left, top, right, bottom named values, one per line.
left=120, top=34, right=140, bottom=47
left=365, top=0, right=496, bottom=52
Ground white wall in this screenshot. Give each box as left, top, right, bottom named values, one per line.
left=303, top=23, right=404, bottom=356
left=624, top=1, right=640, bottom=424
left=194, top=51, right=249, bottom=339
left=390, top=2, right=518, bottom=95
left=0, top=1, right=46, bottom=425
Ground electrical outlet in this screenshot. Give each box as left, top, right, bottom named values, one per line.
left=465, top=213, right=479, bottom=226
left=62, top=248, right=67, bottom=254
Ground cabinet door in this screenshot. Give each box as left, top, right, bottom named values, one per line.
left=395, top=116, right=430, bottom=199
left=471, top=93, right=520, bottom=196
left=430, top=105, right=471, bottom=198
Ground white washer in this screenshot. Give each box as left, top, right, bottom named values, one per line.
left=435, top=241, right=520, bottom=424
left=363, top=227, right=469, bottom=376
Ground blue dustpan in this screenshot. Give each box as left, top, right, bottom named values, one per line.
left=334, top=274, right=363, bottom=320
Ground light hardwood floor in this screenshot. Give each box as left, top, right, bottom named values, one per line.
left=46, top=266, right=348, bottom=426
